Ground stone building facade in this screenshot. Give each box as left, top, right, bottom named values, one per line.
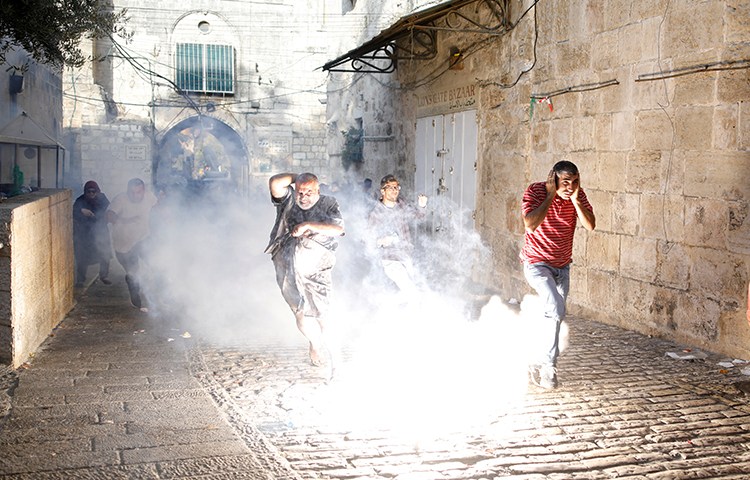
left=324, top=0, right=750, bottom=358
left=0, top=48, right=63, bottom=142
left=1, top=46, right=65, bottom=190
left=0, top=46, right=73, bottom=367
left=64, top=1, right=342, bottom=198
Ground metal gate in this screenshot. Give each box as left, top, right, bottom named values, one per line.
left=415, top=110, right=478, bottom=236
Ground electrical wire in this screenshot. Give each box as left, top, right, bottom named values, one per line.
left=109, top=37, right=325, bottom=88
left=68, top=68, right=77, bottom=129
left=655, top=0, right=676, bottom=251
left=62, top=80, right=327, bottom=109
left=351, top=0, right=539, bottom=93
left=530, top=79, right=619, bottom=99
left=96, top=34, right=331, bottom=105
left=635, top=59, right=750, bottom=82
left=106, top=35, right=202, bottom=116
left=475, top=0, right=538, bottom=90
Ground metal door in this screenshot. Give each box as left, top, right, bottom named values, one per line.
left=415, top=110, right=478, bottom=236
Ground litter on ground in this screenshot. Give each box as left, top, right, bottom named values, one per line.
left=666, top=350, right=708, bottom=360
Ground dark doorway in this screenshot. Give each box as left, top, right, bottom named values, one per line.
left=155, top=116, right=247, bottom=195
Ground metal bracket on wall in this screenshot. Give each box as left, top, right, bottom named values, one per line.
left=322, top=0, right=511, bottom=74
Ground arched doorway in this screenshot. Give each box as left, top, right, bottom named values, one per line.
left=155, top=116, right=247, bottom=194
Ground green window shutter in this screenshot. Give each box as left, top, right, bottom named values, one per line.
left=176, top=43, right=203, bottom=92
left=206, top=44, right=234, bottom=94
left=176, top=43, right=233, bottom=94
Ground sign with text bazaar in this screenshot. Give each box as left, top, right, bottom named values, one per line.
left=416, top=84, right=477, bottom=116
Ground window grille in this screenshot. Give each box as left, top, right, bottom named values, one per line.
left=176, top=43, right=234, bottom=94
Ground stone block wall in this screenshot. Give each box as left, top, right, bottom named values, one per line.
left=480, top=0, right=750, bottom=358
left=71, top=123, right=154, bottom=197
left=1, top=47, right=63, bottom=140
left=63, top=1, right=337, bottom=194
left=335, top=0, right=750, bottom=358
left=0, top=190, right=74, bottom=367
left=291, top=123, right=331, bottom=178
left=325, top=73, right=408, bottom=186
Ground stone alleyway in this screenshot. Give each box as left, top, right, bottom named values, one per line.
left=195, top=315, right=750, bottom=479
left=2, top=269, right=750, bottom=479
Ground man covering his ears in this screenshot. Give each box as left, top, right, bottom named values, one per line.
left=521, top=160, right=595, bottom=389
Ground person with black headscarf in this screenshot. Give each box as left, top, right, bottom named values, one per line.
left=73, top=180, right=113, bottom=287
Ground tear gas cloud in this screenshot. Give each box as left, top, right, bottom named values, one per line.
left=138, top=178, right=562, bottom=433
left=141, top=184, right=299, bottom=343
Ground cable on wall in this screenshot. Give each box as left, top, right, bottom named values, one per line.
left=474, top=0, right=539, bottom=91
left=635, top=58, right=750, bottom=82
left=530, top=79, right=620, bottom=99
left=526, top=79, right=619, bottom=118
left=366, top=0, right=538, bottom=93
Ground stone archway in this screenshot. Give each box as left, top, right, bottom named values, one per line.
left=155, top=116, right=247, bottom=193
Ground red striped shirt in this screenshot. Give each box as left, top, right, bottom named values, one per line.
left=520, top=182, right=593, bottom=267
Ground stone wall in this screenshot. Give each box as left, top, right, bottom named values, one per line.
left=63, top=1, right=337, bottom=194
left=328, top=0, right=750, bottom=358
left=0, top=190, right=74, bottom=368
left=325, top=74, right=409, bottom=187
left=71, top=123, right=153, bottom=198
left=502, top=0, right=749, bottom=359
left=323, top=0, right=441, bottom=188
left=0, top=47, right=63, bottom=140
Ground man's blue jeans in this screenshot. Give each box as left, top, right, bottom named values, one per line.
left=523, top=262, right=570, bottom=367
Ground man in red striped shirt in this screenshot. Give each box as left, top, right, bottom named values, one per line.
left=521, top=160, right=596, bottom=389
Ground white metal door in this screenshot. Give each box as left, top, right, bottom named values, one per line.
left=415, top=110, right=478, bottom=235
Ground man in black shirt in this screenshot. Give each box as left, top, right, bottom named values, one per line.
left=266, top=172, right=345, bottom=369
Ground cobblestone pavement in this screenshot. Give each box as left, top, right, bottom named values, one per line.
left=0, top=273, right=301, bottom=480
left=3, top=267, right=750, bottom=479
left=0, top=364, right=18, bottom=426
left=196, top=313, right=750, bottom=480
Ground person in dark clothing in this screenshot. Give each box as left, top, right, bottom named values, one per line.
left=73, top=180, right=112, bottom=287
left=265, top=172, right=345, bottom=369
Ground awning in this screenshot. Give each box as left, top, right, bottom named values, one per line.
left=0, top=112, right=66, bottom=189
left=322, top=0, right=510, bottom=74
left=0, top=111, right=64, bottom=148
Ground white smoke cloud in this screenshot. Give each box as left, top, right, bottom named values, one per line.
left=140, top=185, right=299, bottom=344
left=135, top=178, right=561, bottom=435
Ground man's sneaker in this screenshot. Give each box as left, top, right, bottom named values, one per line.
left=538, top=364, right=558, bottom=389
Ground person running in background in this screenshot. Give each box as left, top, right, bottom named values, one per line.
left=367, top=174, right=427, bottom=300
left=73, top=180, right=112, bottom=287
left=107, top=178, right=157, bottom=312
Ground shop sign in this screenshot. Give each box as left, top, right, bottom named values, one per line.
left=417, top=84, right=477, bottom=115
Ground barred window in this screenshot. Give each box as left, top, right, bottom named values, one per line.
left=176, top=43, right=234, bottom=94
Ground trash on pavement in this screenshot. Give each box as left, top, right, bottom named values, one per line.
left=666, top=350, right=708, bottom=360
